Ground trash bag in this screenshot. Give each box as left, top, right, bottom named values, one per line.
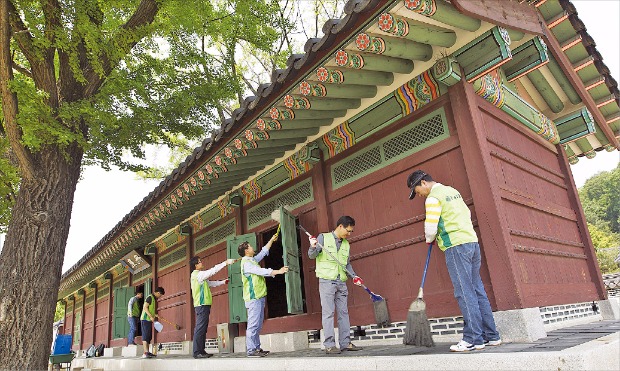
left=95, top=343, right=105, bottom=357
left=85, top=344, right=96, bottom=358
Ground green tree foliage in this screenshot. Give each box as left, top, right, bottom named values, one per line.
left=578, top=163, right=620, bottom=234
left=54, top=301, right=65, bottom=322
left=578, top=164, right=620, bottom=274
left=0, top=0, right=284, bottom=368
left=138, top=0, right=346, bottom=179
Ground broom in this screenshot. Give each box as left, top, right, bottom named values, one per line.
left=403, top=243, right=435, bottom=347
left=294, top=223, right=390, bottom=326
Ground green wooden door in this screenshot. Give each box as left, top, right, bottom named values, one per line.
left=112, top=287, right=133, bottom=339
left=73, top=310, right=82, bottom=346
left=227, top=233, right=256, bottom=323
left=279, top=206, right=304, bottom=314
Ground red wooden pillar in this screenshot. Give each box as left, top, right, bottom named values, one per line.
left=152, top=249, right=159, bottom=346
left=185, top=226, right=195, bottom=343
left=106, top=274, right=114, bottom=347
left=448, top=78, right=525, bottom=310
left=90, top=283, right=98, bottom=347
left=557, top=148, right=607, bottom=298
left=311, top=151, right=331, bottom=233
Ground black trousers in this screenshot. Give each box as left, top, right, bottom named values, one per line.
left=193, top=305, right=211, bottom=356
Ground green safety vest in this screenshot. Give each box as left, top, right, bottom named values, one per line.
left=191, top=270, right=213, bottom=307
left=127, top=296, right=140, bottom=317
left=428, top=184, right=478, bottom=251
left=140, top=294, right=156, bottom=321
left=315, top=233, right=350, bottom=281
left=241, top=257, right=267, bottom=302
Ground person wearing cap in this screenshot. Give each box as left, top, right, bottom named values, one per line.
left=407, top=170, right=501, bottom=352
left=140, top=286, right=165, bottom=358
left=308, top=215, right=364, bottom=354
left=190, top=256, right=236, bottom=359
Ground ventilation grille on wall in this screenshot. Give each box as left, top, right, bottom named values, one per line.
left=98, top=285, right=110, bottom=298
left=131, top=267, right=152, bottom=283
left=331, top=108, right=448, bottom=189
left=247, top=179, right=313, bottom=229
left=158, top=246, right=187, bottom=270
left=195, top=220, right=236, bottom=254
left=85, top=293, right=95, bottom=305
left=112, top=275, right=129, bottom=291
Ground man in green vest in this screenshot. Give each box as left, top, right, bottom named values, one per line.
left=407, top=170, right=502, bottom=352
left=308, top=216, right=364, bottom=354
left=238, top=234, right=288, bottom=357
left=140, top=286, right=165, bottom=358
left=126, top=291, right=143, bottom=345
left=189, top=256, right=236, bottom=359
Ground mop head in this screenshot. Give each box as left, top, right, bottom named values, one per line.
left=270, top=205, right=292, bottom=222
left=403, top=298, right=435, bottom=347
left=373, top=299, right=391, bottom=327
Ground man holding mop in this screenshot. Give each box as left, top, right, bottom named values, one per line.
left=407, top=170, right=502, bottom=352
left=308, top=215, right=364, bottom=354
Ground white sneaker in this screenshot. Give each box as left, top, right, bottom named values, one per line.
left=450, top=340, right=484, bottom=352
left=484, top=339, right=502, bottom=346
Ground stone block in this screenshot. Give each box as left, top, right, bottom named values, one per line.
left=121, top=344, right=143, bottom=357
left=599, top=297, right=620, bottom=320
left=102, top=347, right=121, bottom=357
left=233, top=336, right=246, bottom=354
left=259, top=331, right=309, bottom=353
left=493, top=307, right=547, bottom=342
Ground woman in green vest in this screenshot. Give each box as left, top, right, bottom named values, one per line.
left=407, top=170, right=501, bottom=352
left=189, top=256, right=236, bottom=359
left=238, top=234, right=288, bottom=357
left=308, top=215, right=364, bottom=354
left=140, top=286, right=165, bottom=358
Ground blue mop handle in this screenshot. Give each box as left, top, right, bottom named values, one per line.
left=420, top=243, right=433, bottom=290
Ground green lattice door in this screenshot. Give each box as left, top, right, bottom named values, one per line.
left=279, top=206, right=304, bottom=314
left=227, top=233, right=256, bottom=323
left=112, top=287, right=133, bottom=339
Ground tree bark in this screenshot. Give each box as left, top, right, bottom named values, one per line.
left=0, top=145, right=83, bottom=370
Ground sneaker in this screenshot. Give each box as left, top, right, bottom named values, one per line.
left=258, top=348, right=270, bottom=355
left=247, top=350, right=267, bottom=358
left=342, top=343, right=362, bottom=351
left=484, top=339, right=502, bottom=346
left=450, top=340, right=484, bottom=352
left=324, top=346, right=341, bottom=354
left=193, top=353, right=212, bottom=359
left=142, top=353, right=153, bottom=358
left=147, top=352, right=157, bottom=357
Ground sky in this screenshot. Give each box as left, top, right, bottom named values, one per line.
left=55, top=0, right=620, bottom=273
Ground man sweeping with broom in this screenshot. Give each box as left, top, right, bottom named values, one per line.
left=308, top=216, right=364, bottom=354
left=406, top=170, right=502, bottom=352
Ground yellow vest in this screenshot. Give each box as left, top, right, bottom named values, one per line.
left=428, top=184, right=478, bottom=251
left=315, top=233, right=350, bottom=281
left=191, top=270, right=213, bottom=307
left=241, top=257, right=267, bottom=301
left=140, top=294, right=156, bottom=321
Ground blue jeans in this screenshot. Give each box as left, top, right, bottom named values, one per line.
left=245, top=297, right=266, bottom=354
left=127, top=316, right=139, bottom=345
left=193, top=305, right=211, bottom=356
left=444, top=242, right=500, bottom=345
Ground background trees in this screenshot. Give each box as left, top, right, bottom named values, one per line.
left=578, top=164, right=620, bottom=274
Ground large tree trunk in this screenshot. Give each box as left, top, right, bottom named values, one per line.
left=0, top=146, right=83, bottom=370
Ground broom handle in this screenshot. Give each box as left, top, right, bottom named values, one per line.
left=419, top=243, right=433, bottom=292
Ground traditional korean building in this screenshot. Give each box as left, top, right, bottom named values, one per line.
left=57, top=0, right=619, bottom=354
